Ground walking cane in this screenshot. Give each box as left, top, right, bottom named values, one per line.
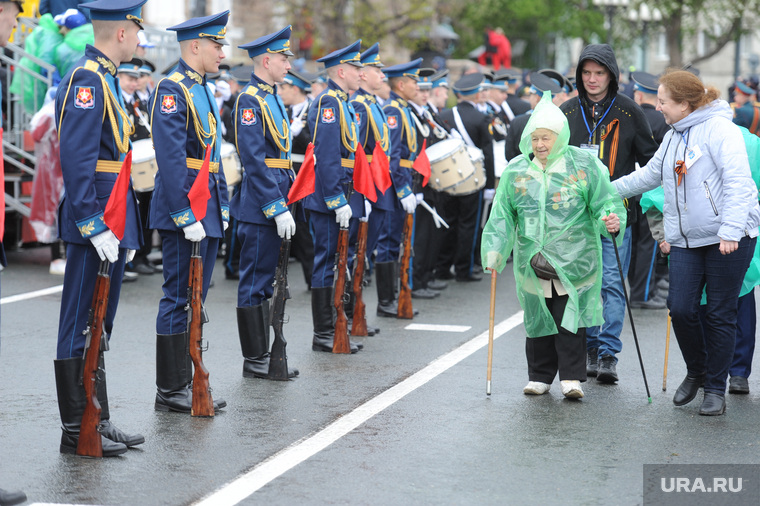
left=486, top=269, right=497, bottom=395
left=663, top=312, right=671, bottom=391
left=611, top=232, right=653, bottom=403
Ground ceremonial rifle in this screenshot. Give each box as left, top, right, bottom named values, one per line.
left=333, top=182, right=353, bottom=353
left=350, top=217, right=369, bottom=336
left=268, top=204, right=294, bottom=380
left=186, top=242, right=214, bottom=416
left=77, top=260, right=111, bottom=457
left=397, top=212, right=415, bottom=319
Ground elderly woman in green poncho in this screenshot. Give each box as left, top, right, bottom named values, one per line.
left=481, top=94, right=625, bottom=399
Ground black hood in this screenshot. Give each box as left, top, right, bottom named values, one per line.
left=575, top=44, right=620, bottom=102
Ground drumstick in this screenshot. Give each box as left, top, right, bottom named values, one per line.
left=419, top=200, right=449, bottom=229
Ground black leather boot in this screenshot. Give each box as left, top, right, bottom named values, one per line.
left=0, top=487, right=27, bottom=506
left=699, top=392, right=726, bottom=416
left=375, top=262, right=398, bottom=317
left=311, top=287, right=360, bottom=352
left=673, top=373, right=705, bottom=406
left=54, top=358, right=127, bottom=457
left=96, top=355, right=145, bottom=447
left=238, top=304, right=299, bottom=379
left=154, top=333, right=227, bottom=413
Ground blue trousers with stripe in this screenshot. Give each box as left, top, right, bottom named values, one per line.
left=57, top=242, right=127, bottom=359
left=237, top=221, right=280, bottom=307
left=156, top=230, right=219, bottom=335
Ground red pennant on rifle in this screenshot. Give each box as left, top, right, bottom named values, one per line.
left=287, top=142, right=316, bottom=205
left=103, top=150, right=132, bottom=241
left=188, top=145, right=212, bottom=222
left=353, top=143, right=377, bottom=202
left=412, top=139, right=431, bottom=187
left=370, top=142, right=392, bottom=194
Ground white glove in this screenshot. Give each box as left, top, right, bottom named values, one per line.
left=291, top=120, right=304, bottom=138
left=126, top=249, right=136, bottom=263
left=274, top=210, right=296, bottom=239
left=90, top=230, right=120, bottom=263
left=183, top=221, right=206, bottom=242
left=360, top=200, right=372, bottom=223
left=223, top=221, right=229, bottom=231
left=415, top=193, right=424, bottom=204
left=335, top=204, right=352, bottom=229
left=484, top=188, right=496, bottom=201
left=400, top=193, right=417, bottom=214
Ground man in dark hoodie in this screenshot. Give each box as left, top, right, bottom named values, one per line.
left=560, top=44, right=658, bottom=384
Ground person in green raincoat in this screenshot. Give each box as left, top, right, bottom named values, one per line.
left=481, top=93, right=625, bottom=399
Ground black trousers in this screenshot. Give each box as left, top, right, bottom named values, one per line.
left=628, top=213, right=659, bottom=302
left=525, top=289, right=586, bottom=383
left=435, top=190, right=481, bottom=278
left=413, top=187, right=445, bottom=289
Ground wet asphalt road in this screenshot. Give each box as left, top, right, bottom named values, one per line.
left=1, top=246, right=759, bottom=506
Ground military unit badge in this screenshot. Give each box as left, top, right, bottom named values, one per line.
left=321, top=107, right=335, bottom=123
left=75, top=86, right=94, bottom=109
left=387, top=115, right=398, bottom=129
left=161, top=94, right=177, bottom=114
left=241, top=108, right=256, bottom=126
left=355, top=112, right=362, bottom=126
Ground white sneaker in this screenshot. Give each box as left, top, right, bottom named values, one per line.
left=523, top=381, right=551, bottom=395
left=561, top=380, right=584, bottom=399
left=49, top=259, right=67, bottom=275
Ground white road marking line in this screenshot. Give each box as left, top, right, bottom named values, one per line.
left=405, top=323, right=472, bottom=332
left=0, top=285, right=63, bottom=305
left=194, top=311, right=524, bottom=506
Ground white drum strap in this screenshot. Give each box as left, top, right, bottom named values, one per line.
left=411, top=111, right=430, bottom=138
left=452, top=107, right=476, bottom=148
left=424, top=109, right=447, bottom=139
left=501, top=100, right=515, bottom=122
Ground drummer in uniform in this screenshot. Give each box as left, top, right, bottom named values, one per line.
left=54, top=0, right=147, bottom=457
left=231, top=25, right=300, bottom=379
left=149, top=11, right=230, bottom=413
left=306, top=40, right=365, bottom=353
left=280, top=68, right=316, bottom=289
left=437, top=73, right=494, bottom=282
left=409, top=68, right=451, bottom=298
left=373, top=58, right=422, bottom=317
left=350, top=42, right=388, bottom=333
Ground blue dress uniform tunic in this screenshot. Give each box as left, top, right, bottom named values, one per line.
left=374, top=90, right=417, bottom=262
left=55, top=45, right=143, bottom=359
left=149, top=58, right=229, bottom=334
left=351, top=86, right=390, bottom=260
left=305, top=79, right=364, bottom=288
left=230, top=73, right=294, bottom=306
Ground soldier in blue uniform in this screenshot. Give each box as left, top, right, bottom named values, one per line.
left=53, top=0, right=147, bottom=458
left=731, top=80, right=760, bottom=136
left=231, top=26, right=299, bottom=379
left=373, top=58, right=422, bottom=317
left=350, top=42, right=388, bottom=334
left=149, top=11, right=229, bottom=413
left=306, top=40, right=365, bottom=353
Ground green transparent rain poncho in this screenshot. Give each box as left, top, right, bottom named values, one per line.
left=55, top=23, right=94, bottom=80
left=481, top=93, right=626, bottom=337
left=10, top=14, right=63, bottom=113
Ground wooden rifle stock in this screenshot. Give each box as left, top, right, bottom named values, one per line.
left=77, top=260, right=111, bottom=457
left=351, top=219, right=369, bottom=336
left=187, top=242, right=214, bottom=417
left=268, top=237, right=292, bottom=380
left=397, top=212, right=415, bottom=319
left=332, top=225, right=351, bottom=353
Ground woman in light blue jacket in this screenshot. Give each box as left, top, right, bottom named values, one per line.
left=613, top=69, right=760, bottom=416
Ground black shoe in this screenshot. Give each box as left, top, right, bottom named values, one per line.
left=122, top=271, right=138, bottom=282
left=0, top=488, right=27, bottom=506
left=656, top=278, right=669, bottom=291
left=225, top=270, right=240, bottom=280
left=456, top=273, right=483, bottom=282
left=728, top=376, right=750, bottom=394
left=629, top=296, right=667, bottom=309
left=427, top=279, right=448, bottom=291
left=98, top=419, right=145, bottom=447
left=673, top=374, right=705, bottom=406
left=699, top=392, right=726, bottom=416
left=412, top=288, right=439, bottom=299
left=596, top=355, right=618, bottom=383
left=134, top=262, right=155, bottom=275
left=586, top=348, right=598, bottom=377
